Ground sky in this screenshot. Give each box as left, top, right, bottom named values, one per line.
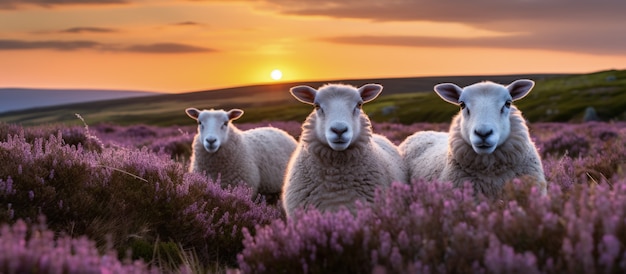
left=1, top=0, right=625, bottom=93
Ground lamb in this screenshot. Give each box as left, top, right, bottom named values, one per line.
left=185, top=108, right=297, bottom=198
left=399, top=79, right=547, bottom=197
left=282, top=83, right=407, bottom=217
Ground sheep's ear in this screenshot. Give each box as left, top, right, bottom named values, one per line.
left=358, top=84, right=383, bottom=103
left=507, top=79, right=534, bottom=101
left=434, top=83, right=463, bottom=105
left=290, top=85, right=317, bottom=105
left=185, top=108, right=200, bottom=120
left=228, top=109, right=244, bottom=121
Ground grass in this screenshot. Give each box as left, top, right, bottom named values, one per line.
left=0, top=72, right=580, bottom=126
left=1, top=72, right=594, bottom=126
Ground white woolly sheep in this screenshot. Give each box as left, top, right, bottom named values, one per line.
left=282, top=83, right=407, bottom=217
left=399, top=79, right=547, bottom=197
left=186, top=108, right=297, bottom=198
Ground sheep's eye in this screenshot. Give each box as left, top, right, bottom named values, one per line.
left=197, top=121, right=202, bottom=125
left=459, top=101, right=466, bottom=110
left=500, top=100, right=513, bottom=113
left=314, top=103, right=324, bottom=114
left=353, top=103, right=363, bottom=114
left=223, top=121, right=228, bottom=127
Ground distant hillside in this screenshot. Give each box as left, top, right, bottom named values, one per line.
left=366, top=70, right=626, bottom=124
left=1, top=70, right=624, bottom=126
left=0, top=88, right=159, bottom=113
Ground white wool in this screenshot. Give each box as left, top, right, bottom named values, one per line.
left=186, top=108, right=297, bottom=197
left=399, top=131, right=448, bottom=182
left=282, top=84, right=407, bottom=217
left=400, top=80, right=547, bottom=197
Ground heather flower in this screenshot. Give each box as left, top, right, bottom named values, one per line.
left=2, top=120, right=626, bottom=272
left=0, top=123, right=283, bottom=270
left=0, top=220, right=154, bottom=273
left=484, top=235, right=540, bottom=274
left=239, top=178, right=626, bottom=273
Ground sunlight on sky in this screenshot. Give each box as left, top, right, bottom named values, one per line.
left=0, top=1, right=625, bottom=92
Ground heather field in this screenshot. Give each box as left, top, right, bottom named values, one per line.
left=1, top=120, right=626, bottom=273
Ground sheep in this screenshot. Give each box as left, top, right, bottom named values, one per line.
left=282, top=83, right=407, bottom=217
left=185, top=108, right=297, bottom=199
left=399, top=79, right=547, bottom=197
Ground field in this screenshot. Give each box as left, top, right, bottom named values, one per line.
left=1, top=70, right=626, bottom=273
left=1, top=118, right=625, bottom=273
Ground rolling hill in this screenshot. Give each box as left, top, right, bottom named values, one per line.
left=0, top=88, right=159, bottom=114
left=0, top=70, right=624, bottom=126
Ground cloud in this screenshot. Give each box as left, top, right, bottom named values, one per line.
left=248, top=0, right=626, bottom=25
left=124, top=43, right=215, bottom=53
left=323, top=31, right=626, bottom=56
left=60, top=27, right=118, bottom=33
left=0, top=0, right=126, bottom=9
left=0, top=39, right=100, bottom=51
left=0, top=39, right=216, bottom=53
left=207, top=0, right=626, bottom=56
left=172, top=21, right=202, bottom=26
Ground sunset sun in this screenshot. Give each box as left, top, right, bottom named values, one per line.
left=270, top=69, right=283, bottom=80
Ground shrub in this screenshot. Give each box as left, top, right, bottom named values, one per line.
left=542, top=131, right=590, bottom=158
left=2, top=121, right=626, bottom=272
left=0, top=122, right=102, bottom=152
left=537, top=122, right=626, bottom=187
left=0, top=219, right=154, bottom=273
left=239, top=179, right=626, bottom=273
left=0, top=124, right=283, bottom=270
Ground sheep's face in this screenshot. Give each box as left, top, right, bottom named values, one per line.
left=434, top=80, right=534, bottom=155
left=291, top=84, right=382, bottom=151
left=185, top=108, right=244, bottom=153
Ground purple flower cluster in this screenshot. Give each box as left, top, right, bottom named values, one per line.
left=239, top=179, right=626, bottom=273
left=174, top=172, right=284, bottom=266
left=237, top=121, right=626, bottom=273
left=1, top=120, right=625, bottom=272
left=0, top=122, right=283, bottom=270
left=535, top=122, right=626, bottom=191
left=0, top=219, right=154, bottom=273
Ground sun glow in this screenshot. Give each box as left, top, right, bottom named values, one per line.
left=270, top=69, right=283, bottom=80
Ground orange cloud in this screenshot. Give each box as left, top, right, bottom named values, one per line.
left=124, top=43, right=215, bottom=54
left=0, top=0, right=127, bottom=9
left=59, top=27, right=118, bottom=33
left=0, top=39, right=216, bottom=53
left=323, top=31, right=626, bottom=56
left=234, top=0, right=626, bottom=56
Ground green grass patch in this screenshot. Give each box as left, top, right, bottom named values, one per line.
left=2, top=70, right=625, bottom=126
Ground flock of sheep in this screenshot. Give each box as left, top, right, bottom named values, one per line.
left=185, top=79, right=547, bottom=218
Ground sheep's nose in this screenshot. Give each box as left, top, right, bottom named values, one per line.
left=331, top=126, right=348, bottom=137
left=206, top=138, right=217, bottom=145
left=474, top=129, right=493, bottom=140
